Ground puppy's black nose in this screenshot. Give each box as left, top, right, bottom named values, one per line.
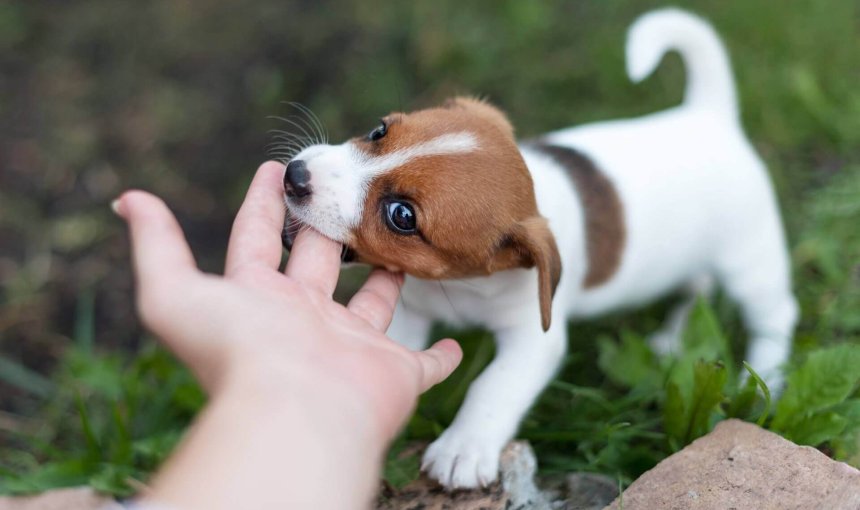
left=284, top=160, right=312, bottom=198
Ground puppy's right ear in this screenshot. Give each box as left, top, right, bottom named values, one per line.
left=491, top=217, right=562, bottom=331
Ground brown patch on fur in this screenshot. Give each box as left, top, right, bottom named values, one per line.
left=349, top=97, right=562, bottom=330
left=532, top=143, right=625, bottom=288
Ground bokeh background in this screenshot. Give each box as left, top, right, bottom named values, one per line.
left=1, top=0, right=858, bottom=494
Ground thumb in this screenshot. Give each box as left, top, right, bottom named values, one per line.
left=114, top=190, right=199, bottom=330
left=415, top=339, right=463, bottom=392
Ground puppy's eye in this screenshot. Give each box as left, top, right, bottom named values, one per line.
left=383, top=199, right=416, bottom=234
left=368, top=120, right=387, bottom=141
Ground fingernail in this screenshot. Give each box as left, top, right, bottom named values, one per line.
left=110, top=197, right=122, bottom=216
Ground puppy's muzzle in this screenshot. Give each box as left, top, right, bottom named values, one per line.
left=284, top=159, right=312, bottom=199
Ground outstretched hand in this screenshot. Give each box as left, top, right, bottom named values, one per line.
left=115, top=161, right=462, bottom=510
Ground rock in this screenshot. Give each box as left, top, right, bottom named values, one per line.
left=0, top=487, right=121, bottom=510
left=540, top=472, right=619, bottom=510
left=376, top=441, right=550, bottom=510
left=605, top=419, right=860, bottom=510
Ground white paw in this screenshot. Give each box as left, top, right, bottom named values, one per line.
left=421, top=429, right=502, bottom=489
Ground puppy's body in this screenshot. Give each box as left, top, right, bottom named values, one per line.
left=282, top=8, right=796, bottom=489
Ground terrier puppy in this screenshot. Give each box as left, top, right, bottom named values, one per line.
left=280, top=8, right=797, bottom=489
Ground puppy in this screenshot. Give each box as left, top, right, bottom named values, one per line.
left=280, top=8, right=797, bottom=489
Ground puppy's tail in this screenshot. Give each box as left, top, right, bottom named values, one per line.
left=626, top=8, right=738, bottom=118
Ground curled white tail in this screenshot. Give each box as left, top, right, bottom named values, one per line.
left=626, top=8, right=738, bottom=117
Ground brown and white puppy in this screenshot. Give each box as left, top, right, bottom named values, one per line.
left=281, top=8, right=797, bottom=489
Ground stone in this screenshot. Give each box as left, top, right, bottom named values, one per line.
left=605, top=419, right=860, bottom=510
left=0, top=487, right=122, bottom=510
left=540, top=472, right=619, bottom=510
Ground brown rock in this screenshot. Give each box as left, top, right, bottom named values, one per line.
left=605, top=419, right=860, bottom=510
left=0, top=487, right=121, bottom=510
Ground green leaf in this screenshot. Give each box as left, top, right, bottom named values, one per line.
left=89, top=463, right=138, bottom=497
left=726, top=376, right=758, bottom=421
left=772, top=344, right=860, bottom=431
left=663, top=381, right=686, bottom=451
left=598, top=332, right=662, bottom=390
left=132, top=431, right=184, bottom=466
left=785, top=412, right=848, bottom=446
left=0, top=459, right=90, bottom=494
left=684, top=361, right=728, bottom=444
left=383, top=442, right=421, bottom=490
left=682, top=298, right=734, bottom=375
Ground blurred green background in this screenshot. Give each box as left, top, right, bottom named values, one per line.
left=1, top=0, right=858, bottom=495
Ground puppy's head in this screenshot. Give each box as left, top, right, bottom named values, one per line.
left=282, top=97, right=561, bottom=330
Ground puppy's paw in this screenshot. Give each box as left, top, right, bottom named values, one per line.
left=421, top=429, right=501, bottom=489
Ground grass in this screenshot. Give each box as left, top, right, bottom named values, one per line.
left=1, top=0, right=858, bottom=498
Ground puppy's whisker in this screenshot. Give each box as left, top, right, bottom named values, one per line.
left=286, top=113, right=320, bottom=146
left=290, top=112, right=323, bottom=146
left=437, top=281, right=459, bottom=321
left=265, top=140, right=305, bottom=151
left=452, top=278, right=483, bottom=290
left=269, top=115, right=318, bottom=149
left=267, top=128, right=308, bottom=140
left=268, top=133, right=309, bottom=144
left=267, top=149, right=300, bottom=160
left=290, top=102, right=329, bottom=144
left=267, top=142, right=305, bottom=154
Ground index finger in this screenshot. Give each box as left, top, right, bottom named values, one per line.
left=284, top=227, right=343, bottom=296
left=225, top=161, right=287, bottom=276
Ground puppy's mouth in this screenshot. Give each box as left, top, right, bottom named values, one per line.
left=281, top=211, right=357, bottom=263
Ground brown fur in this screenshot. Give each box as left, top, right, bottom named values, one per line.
left=348, top=97, right=562, bottom=330
left=532, top=143, right=625, bottom=288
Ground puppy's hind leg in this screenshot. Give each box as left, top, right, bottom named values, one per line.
left=716, top=230, right=798, bottom=390
left=648, top=274, right=715, bottom=356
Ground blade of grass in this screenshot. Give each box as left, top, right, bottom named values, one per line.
left=74, top=288, right=96, bottom=353
left=0, top=354, right=54, bottom=397
left=742, top=361, right=772, bottom=426
left=73, top=392, right=101, bottom=463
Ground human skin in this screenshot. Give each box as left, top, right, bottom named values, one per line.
left=114, top=161, right=463, bottom=510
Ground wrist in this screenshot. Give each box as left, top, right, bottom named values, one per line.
left=146, top=360, right=388, bottom=510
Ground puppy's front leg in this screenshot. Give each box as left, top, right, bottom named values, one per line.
left=386, top=301, right=432, bottom=352
left=422, top=321, right=567, bottom=489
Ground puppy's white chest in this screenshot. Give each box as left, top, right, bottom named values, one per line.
left=400, top=269, right=538, bottom=330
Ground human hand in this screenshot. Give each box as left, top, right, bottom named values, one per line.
left=114, top=160, right=462, bottom=441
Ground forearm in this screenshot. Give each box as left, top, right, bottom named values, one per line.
left=140, top=374, right=386, bottom=510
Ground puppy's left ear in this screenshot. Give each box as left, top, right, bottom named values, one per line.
left=499, top=217, right=562, bottom=331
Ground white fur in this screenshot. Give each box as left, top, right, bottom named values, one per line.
left=358, top=131, right=479, bottom=175
left=391, top=8, right=797, bottom=489
left=287, top=132, right=478, bottom=242
left=286, top=8, right=797, bottom=490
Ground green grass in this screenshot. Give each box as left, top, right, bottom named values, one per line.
left=1, top=0, right=858, bottom=498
